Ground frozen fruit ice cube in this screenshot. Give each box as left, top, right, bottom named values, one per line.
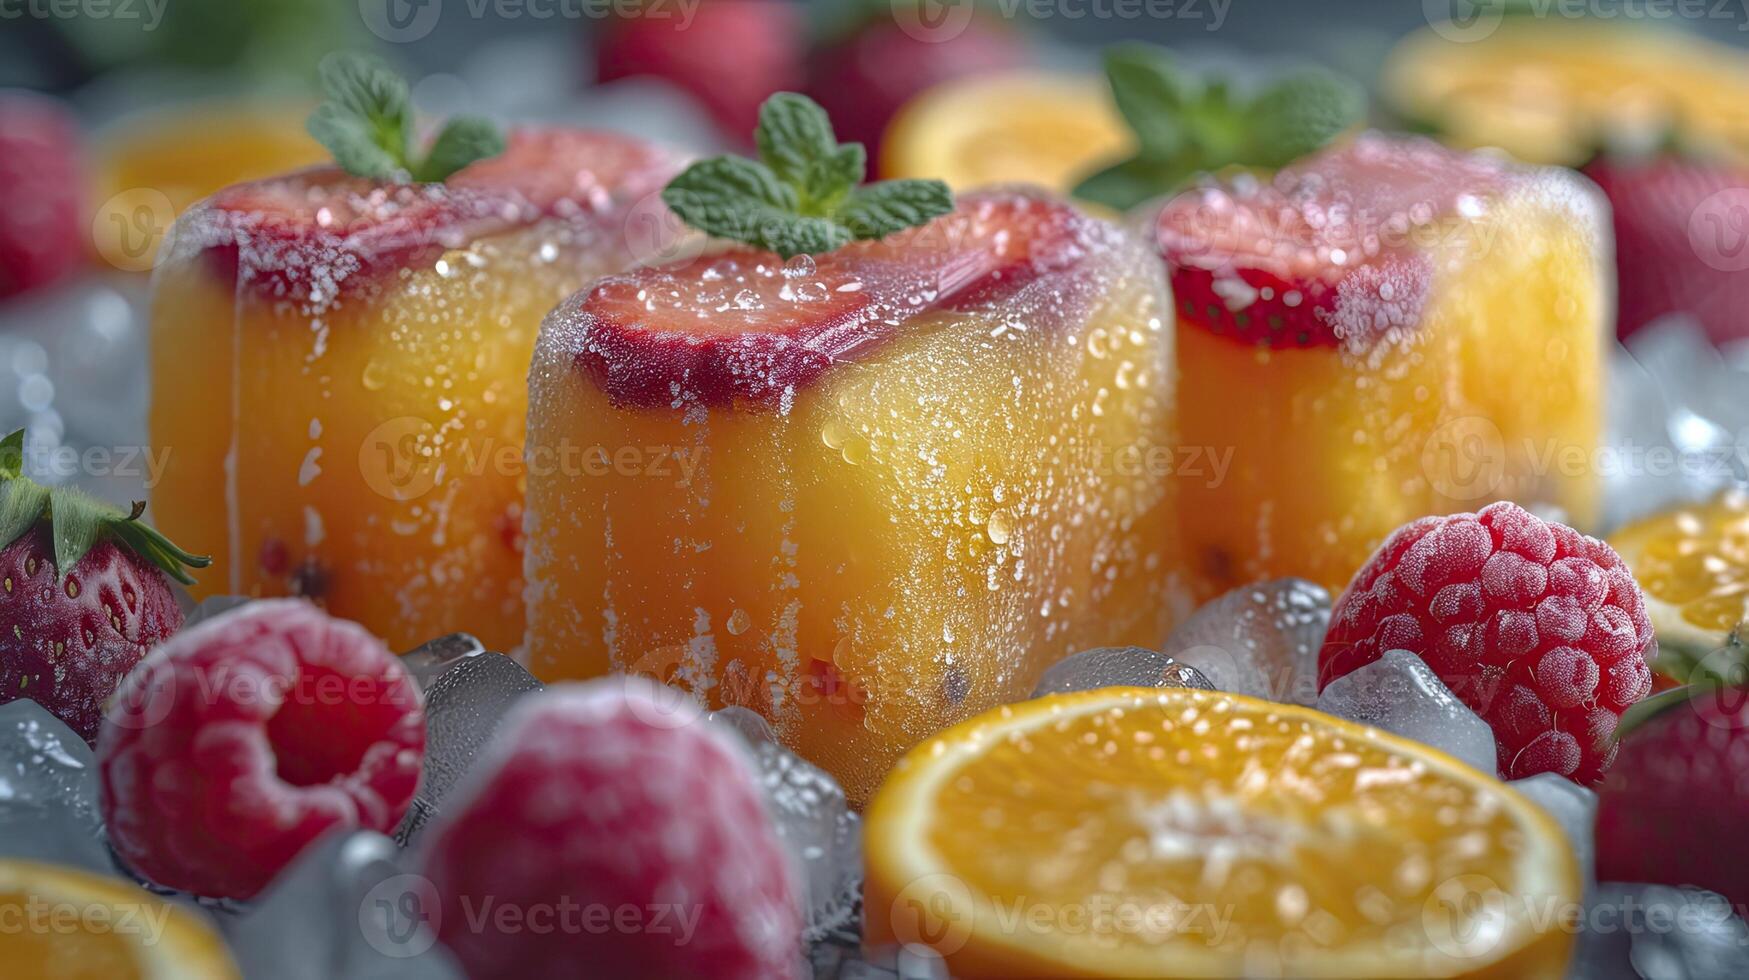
left=1030, top=646, right=1213, bottom=698
left=393, top=651, right=543, bottom=848
left=1154, top=133, right=1610, bottom=598
left=1161, top=578, right=1330, bottom=705
left=524, top=188, right=1188, bottom=803
left=713, top=706, right=860, bottom=942
left=148, top=130, right=686, bottom=653
left=1509, top=773, right=1597, bottom=886
left=224, top=830, right=462, bottom=980
left=0, top=700, right=108, bottom=872
left=1315, top=648, right=1498, bottom=774
left=1567, top=884, right=1749, bottom=980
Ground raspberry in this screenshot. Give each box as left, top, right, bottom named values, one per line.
left=1318, top=502, right=1654, bottom=785
left=421, top=678, right=802, bottom=980
left=98, top=599, right=424, bottom=899
left=0, top=93, right=83, bottom=299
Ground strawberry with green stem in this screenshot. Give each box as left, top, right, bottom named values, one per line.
left=1074, top=43, right=1365, bottom=211
left=0, top=430, right=210, bottom=743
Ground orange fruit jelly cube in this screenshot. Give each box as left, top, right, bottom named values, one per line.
left=1153, top=133, right=1609, bottom=598
left=525, top=190, right=1190, bottom=802
left=148, top=130, right=683, bottom=651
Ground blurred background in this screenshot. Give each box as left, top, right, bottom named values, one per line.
left=4, top=0, right=1749, bottom=512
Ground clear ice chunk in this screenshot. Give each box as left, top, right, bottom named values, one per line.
left=393, top=652, right=544, bottom=847
left=1567, top=884, right=1749, bottom=980
left=712, top=706, right=861, bottom=943
left=398, top=632, right=486, bottom=691
left=1314, top=649, right=1499, bottom=775
left=1031, top=646, right=1214, bottom=698
left=0, top=700, right=109, bottom=873
left=1162, top=578, right=1331, bottom=705
left=1508, top=773, right=1597, bottom=886
left=224, top=830, right=463, bottom=979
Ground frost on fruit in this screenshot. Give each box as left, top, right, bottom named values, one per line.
left=524, top=188, right=1191, bottom=802
left=147, top=132, right=685, bottom=654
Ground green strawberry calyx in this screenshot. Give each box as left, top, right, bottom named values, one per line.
left=0, top=430, right=211, bottom=586
left=1073, top=43, right=1366, bottom=211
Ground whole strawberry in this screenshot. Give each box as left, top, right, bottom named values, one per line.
left=0, top=92, right=85, bottom=298
left=0, top=430, right=208, bottom=742
left=1319, top=502, right=1655, bottom=786
left=1582, top=153, right=1749, bottom=345
left=1596, top=682, right=1749, bottom=908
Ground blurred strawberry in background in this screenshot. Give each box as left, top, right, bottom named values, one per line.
left=807, top=0, right=1029, bottom=169
left=1584, top=153, right=1749, bottom=347
left=0, top=93, right=85, bottom=300
left=594, top=0, right=806, bottom=146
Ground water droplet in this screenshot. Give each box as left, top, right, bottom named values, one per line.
left=361, top=359, right=388, bottom=391
left=726, top=609, right=751, bottom=636
left=782, top=254, right=816, bottom=279
left=987, top=511, right=1012, bottom=545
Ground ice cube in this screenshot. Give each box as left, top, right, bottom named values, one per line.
left=181, top=594, right=254, bottom=629
left=1162, top=579, right=1331, bottom=705
left=1567, top=884, right=1749, bottom=980
left=398, top=632, right=486, bottom=690
left=1509, top=773, right=1596, bottom=886
left=1031, top=646, right=1214, bottom=698
left=712, top=706, right=861, bottom=943
left=0, top=700, right=109, bottom=872
left=224, top=830, right=462, bottom=979
left=1315, top=649, right=1498, bottom=775
left=393, top=653, right=543, bottom=847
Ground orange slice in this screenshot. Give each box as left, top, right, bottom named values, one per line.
left=864, top=688, right=1579, bottom=978
left=0, top=859, right=238, bottom=979
left=1609, top=490, right=1749, bottom=676
left=880, top=71, right=1131, bottom=196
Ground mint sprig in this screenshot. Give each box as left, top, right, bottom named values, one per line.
left=307, top=53, right=506, bottom=183
left=663, top=93, right=953, bottom=259
left=0, top=430, right=211, bottom=586
left=1073, top=44, right=1366, bottom=211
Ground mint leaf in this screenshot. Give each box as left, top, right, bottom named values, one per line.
left=1074, top=44, right=1364, bottom=211
left=663, top=92, right=952, bottom=258
left=839, top=180, right=954, bottom=239
left=0, top=429, right=22, bottom=481
left=416, top=116, right=507, bottom=183
left=307, top=53, right=504, bottom=184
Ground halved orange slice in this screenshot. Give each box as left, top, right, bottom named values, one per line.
left=1609, top=489, right=1749, bottom=679
left=864, top=688, right=1579, bottom=978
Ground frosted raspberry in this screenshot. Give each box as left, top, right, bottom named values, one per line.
left=1319, top=502, right=1654, bottom=785
left=98, top=600, right=425, bottom=899
left=420, top=678, right=802, bottom=980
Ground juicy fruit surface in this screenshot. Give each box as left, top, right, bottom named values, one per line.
left=1609, top=490, right=1749, bottom=667
left=0, top=93, right=84, bottom=298
left=1165, top=134, right=1607, bottom=595
left=0, top=530, right=182, bottom=743
left=99, top=600, right=424, bottom=899
left=0, top=859, right=238, bottom=980
left=863, top=688, right=1579, bottom=978
left=1595, top=686, right=1749, bottom=908
left=526, top=189, right=1185, bottom=803
left=421, top=680, right=802, bottom=980
left=1583, top=155, right=1749, bottom=345
left=1320, top=503, right=1654, bottom=787
left=881, top=72, right=1130, bottom=194
left=149, top=129, right=681, bottom=651
left=1384, top=19, right=1749, bottom=167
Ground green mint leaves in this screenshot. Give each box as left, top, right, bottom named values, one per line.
left=307, top=53, right=506, bottom=183
left=1074, top=44, right=1366, bottom=211
left=663, top=93, right=954, bottom=258
left=0, top=429, right=211, bottom=585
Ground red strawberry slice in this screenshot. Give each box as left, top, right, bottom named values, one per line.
left=564, top=188, right=1097, bottom=409
left=1582, top=153, right=1749, bottom=345
left=197, top=128, right=680, bottom=301
left=1155, top=133, right=1509, bottom=349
